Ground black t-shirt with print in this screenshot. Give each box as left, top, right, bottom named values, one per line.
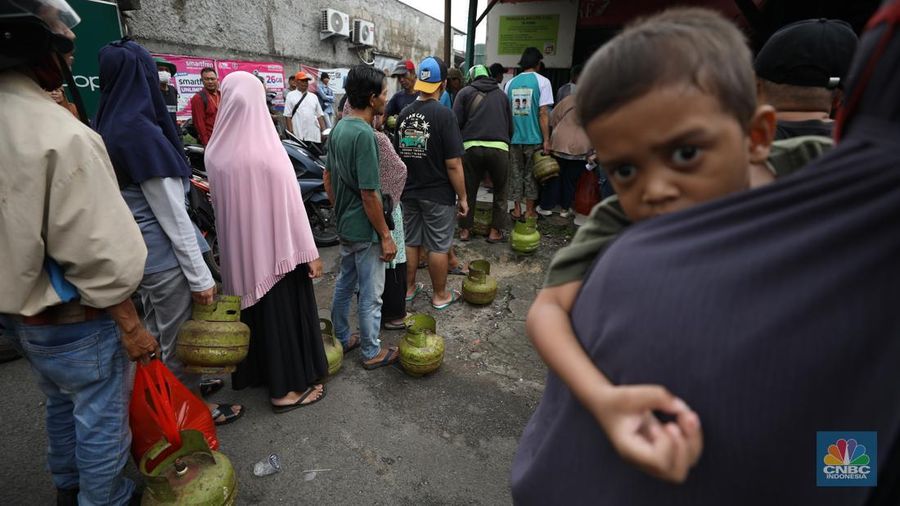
left=396, top=99, right=465, bottom=206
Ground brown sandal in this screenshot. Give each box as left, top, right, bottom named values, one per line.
left=342, top=333, right=361, bottom=353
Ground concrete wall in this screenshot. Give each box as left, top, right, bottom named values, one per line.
left=122, top=0, right=460, bottom=73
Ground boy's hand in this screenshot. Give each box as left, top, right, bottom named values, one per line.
left=594, top=385, right=703, bottom=483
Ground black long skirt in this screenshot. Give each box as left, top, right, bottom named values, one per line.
left=232, top=264, right=327, bottom=399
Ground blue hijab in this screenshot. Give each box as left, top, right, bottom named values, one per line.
left=95, top=39, right=190, bottom=187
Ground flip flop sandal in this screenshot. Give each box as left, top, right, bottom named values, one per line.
left=417, top=262, right=428, bottom=269
left=486, top=234, right=507, bottom=244
left=211, top=403, right=245, bottom=426
left=432, top=290, right=462, bottom=311
left=271, top=385, right=326, bottom=414
left=200, top=378, right=224, bottom=398
left=406, top=282, right=424, bottom=302
left=362, top=347, right=400, bottom=370
left=447, top=266, right=467, bottom=276
left=459, top=230, right=472, bottom=242
left=508, top=210, right=524, bottom=221
left=342, top=333, right=361, bottom=353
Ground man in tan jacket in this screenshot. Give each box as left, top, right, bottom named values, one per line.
left=0, top=2, right=159, bottom=504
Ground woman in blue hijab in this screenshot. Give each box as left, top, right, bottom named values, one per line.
left=95, top=39, right=243, bottom=426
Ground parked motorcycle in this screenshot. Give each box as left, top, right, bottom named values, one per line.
left=181, top=120, right=339, bottom=281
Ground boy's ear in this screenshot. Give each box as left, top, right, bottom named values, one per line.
left=748, top=104, right=776, bottom=164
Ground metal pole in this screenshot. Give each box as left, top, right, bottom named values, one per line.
left=464, top=0, right=477, bottom=71
left=444, top=0, right=452, bottom=65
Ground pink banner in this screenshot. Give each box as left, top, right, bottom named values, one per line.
left=217, top=60, right=287, bottom=111
left=152, top=53, right=215, bottom=121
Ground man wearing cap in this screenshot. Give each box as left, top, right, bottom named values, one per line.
left=755, top=18, right=859, bottom=140
left=439, top=67, right=464, bottom=108
left=505, top=47, right=553, bottom=220
left=396, top=56, right=468, bottom=310
left=453, top=64, right=513, bottom=243
left=284, top=70, right=326, bottom=143
left=385, top=59, right=418, bottom=122
left=1, top=1, right=159, bottom=503
left=155, top=56, right=178, bottom=125
left=189, top=66, right=220, bottom=145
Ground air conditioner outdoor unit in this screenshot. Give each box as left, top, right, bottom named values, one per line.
left=320, top=9, right=350, bottom=40
left=352, top=19, right=376, bottom=46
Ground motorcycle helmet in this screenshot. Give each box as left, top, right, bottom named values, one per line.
left=1, top=0, right=86, bottom=121
left=466, top=64, right=489, bottom=84
left=0, top=0, right=79, bottom=69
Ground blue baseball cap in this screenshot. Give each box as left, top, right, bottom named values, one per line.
left=413, top=56, right=448, bottom=94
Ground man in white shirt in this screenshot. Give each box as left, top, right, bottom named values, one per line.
left=284, top=71, right=326, bottom=143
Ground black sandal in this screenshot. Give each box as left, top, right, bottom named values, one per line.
left=211, top=403, right=244, bottom=426
left=200, top=378, right=224, bottom=398
left=271, top=385, right=326, bottom=413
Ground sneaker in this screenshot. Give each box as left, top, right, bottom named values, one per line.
left=559, top=208, right=573, bottom=218
left=535, top=206, right=553, bottom=217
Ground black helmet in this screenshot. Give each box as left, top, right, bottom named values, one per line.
left=0, top=0, right=80, bottom=70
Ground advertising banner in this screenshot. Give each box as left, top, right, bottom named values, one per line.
left=152, top=53, right=215, bottom=121
left=300, top=65, right=350, bottom=96
left=217, top=60, right=287, bottom=111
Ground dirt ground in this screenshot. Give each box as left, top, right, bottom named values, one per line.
left=0, top=213, right=576, bottom=505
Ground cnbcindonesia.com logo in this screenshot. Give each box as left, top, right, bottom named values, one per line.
left=823, top=439, right=870, bottom=478
left=817, top=431, right=877, bottom=487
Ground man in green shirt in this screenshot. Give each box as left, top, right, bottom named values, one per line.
left=325, top=65, right=399, bottom=370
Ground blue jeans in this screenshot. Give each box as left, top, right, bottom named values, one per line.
left=331, top=241, right=386, bottom=360
left=0, top=315, right=134, bottom=505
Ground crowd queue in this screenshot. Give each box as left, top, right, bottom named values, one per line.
left=3, top=0, right=900, bottom=504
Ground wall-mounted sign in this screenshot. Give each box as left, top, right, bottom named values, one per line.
left=486, top=0, right=577, bottom=69
left=498, top=15, right=560, bottom=56
left=69, top=0, right=123, bottom=120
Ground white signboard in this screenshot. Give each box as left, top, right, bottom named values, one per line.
left=486, top=0, right=578, bottom=69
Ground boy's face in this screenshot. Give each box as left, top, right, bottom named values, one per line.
left=587, top=85, right=767, bottom=222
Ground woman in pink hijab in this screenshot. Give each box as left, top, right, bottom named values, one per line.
left=205, top=71, right=327, bottom=412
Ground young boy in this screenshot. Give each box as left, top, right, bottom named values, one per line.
left=521, top=7, right=781, bottom=489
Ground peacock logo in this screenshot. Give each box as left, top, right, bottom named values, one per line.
left=824, top=438, right=870, bottom=466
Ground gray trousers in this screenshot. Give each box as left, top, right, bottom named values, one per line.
left=138, top=267, right=200, bottom=390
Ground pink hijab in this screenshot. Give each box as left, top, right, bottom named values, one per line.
left=205, top=71, right=319, bottom=309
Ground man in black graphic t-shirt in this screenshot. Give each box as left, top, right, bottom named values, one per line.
left=396, top=56, right=467, bottom=311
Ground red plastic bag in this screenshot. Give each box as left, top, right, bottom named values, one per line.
left=574, top=168, right=601, bottom=215
left=129, top=359, right=218, bottom=461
